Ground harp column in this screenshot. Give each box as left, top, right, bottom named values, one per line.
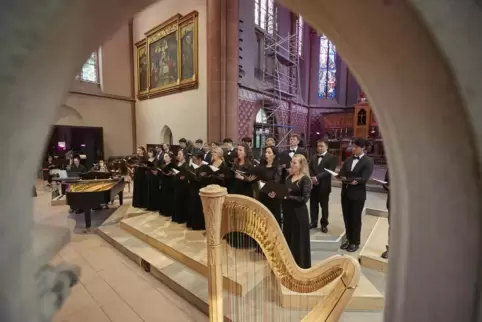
left=199, top=185, right=228, bottom=322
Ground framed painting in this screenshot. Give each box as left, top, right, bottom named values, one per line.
left=146, top=15, right=181, bottom=95
left=136, top=39, right=148, bottom=97
left=179, top=11, right=198, bottom=87
left=137, top=12, right=199, bottom=100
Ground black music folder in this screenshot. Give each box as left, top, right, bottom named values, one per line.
left=259, top=181, right=289, bottom=199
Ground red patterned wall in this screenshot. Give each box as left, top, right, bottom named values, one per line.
left=238, top=87, right=308, bottom=144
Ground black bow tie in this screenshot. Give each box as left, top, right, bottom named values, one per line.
left=354, top=156, right=360, bottom=160
left=317, top=154, right=324, bottom=158
left=290, top=150, right=296, bottom=153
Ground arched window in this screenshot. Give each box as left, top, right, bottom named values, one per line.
left=76, top=51, right=100, bottom=83
left=318, top=35, right=337, bottom=99
left=254, top=0, right=275, bottom=34
left=253, top=107, right=275, bottom=149
left=297, top=16, right=303, bottom=56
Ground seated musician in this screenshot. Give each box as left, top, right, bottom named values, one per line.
left=93, top=160, right=108, bottom=173
left=69, top=156, right=86, bottom=173
left=42, top=155, right=57, bottom=185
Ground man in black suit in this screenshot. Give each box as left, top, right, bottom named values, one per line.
left=337, top=137, right=374, bottom=252
left=222, top=138, right=237, bottom=167
left=194, top=139, right=203, bottom=153
left=202, top=143, right=212, bottom=164
left=179, top=138, right=188, bottom=155
left=382, top=170, right=390, bottom=259
left=309, top=140, right=337, bottom=233
left=279, top=133, right=308, bottom=183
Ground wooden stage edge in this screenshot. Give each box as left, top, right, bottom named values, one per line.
left=97, top=208, right=384, bottom=313
left=358, top=217, right=389, bottom=272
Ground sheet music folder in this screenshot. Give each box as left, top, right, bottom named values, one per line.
left=259, top=181, right=289, bottom=199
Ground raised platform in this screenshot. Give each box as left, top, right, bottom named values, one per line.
left=98, top=206, right=384, bottom=317
left=359, top=217, right=389, bottom=272
left=120, top=213, right=268, bottom=296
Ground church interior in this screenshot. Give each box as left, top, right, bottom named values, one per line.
left=1, top=0, right=481, bottom=322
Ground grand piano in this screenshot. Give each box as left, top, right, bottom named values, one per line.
left=65, top=178, right=125, bottom=229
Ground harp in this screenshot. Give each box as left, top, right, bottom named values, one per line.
left=200, top=185, right=361, bottom=322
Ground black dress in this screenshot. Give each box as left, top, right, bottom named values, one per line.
left=226, top=163, right=256, bottom=249
left=282, top=175, right=312, bottom=269
left=172, top=162, right=190, bottom=224
left=258, top=165, right=282, bottom=226
left=186, top=165, right=208, bottom=230
left=159, top=164, right=175, bottom=217
left=132, top=157, right=148, bottom=208
left=146, top=158, right=160, bottom=211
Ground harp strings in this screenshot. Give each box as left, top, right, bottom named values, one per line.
left=222, top=201, right=344, bottom=321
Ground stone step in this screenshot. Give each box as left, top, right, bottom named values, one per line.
left=359, top=217, right=389, bottom=272
left=99, top=210, right=384, bottom=314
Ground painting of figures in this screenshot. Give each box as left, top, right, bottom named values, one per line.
left=180, top=22, right=194, bottom=81
left=137, top=43, right=148, bottom=93
left=149, top=31, right=178, bottom=89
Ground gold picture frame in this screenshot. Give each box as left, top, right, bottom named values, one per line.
left=135, top=12, right=199, bottom=100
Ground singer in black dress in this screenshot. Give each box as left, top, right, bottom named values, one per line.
left=227, top=143, right=258, bottom=249
left=186, top=152, right=208, bottom=230
left=159, top=152, right=175, bottom=217
left=208, top=147, right=231, bottom=188
left=258, top=146, right=282, bottom=226
left=281, top=154, right=312, bottom=269
left=172, top=150, right=190, bottom=224
left=146, top=149, right=160, bottom=211
left=132, top=147, right=148, bottom=208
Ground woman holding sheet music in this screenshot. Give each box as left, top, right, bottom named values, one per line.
left=208, top=147, right=230, bottom=187
left=146, top=149, right=160, bottom=211
left=172, top=150, right=190, bottom=224
left=227, top=143, right=258, bottom=249
left=186, top=152, right=208, bottom=230
left=132, top=147, right=148, bottom=209
left=257, top=146, right=282, bottom=226
left=159, top=152, right=175, bottom=217
left=281, top=154, right=312, bottom=269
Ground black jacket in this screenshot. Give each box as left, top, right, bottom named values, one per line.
left=339, top=155, right=374, bottom=201
left=309, top=152, right=337, bottom=193
left=384, top=170, right=390, bottom=210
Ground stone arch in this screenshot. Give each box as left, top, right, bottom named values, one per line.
left=160, top=125, right=173, bottom=145
left=56, top=104, right=83, bottom=125
left=0, top=0, right=481, bottom=321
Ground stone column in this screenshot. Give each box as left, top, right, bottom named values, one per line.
left=206, top=0, right=239, bottom=143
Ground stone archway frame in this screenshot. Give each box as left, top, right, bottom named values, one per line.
left=160, top=124, right=173, bottom=145
left=0, top=0, right=481, bottom=321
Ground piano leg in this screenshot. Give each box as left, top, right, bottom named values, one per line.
left=118, top=191, right=124, bottom=205
left=84, top=209, right=92, bottom=229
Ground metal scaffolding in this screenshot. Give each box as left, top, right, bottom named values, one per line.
left=256, top=3, right=302, bottom=149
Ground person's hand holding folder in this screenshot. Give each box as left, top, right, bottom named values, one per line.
left=260, top=181, right=289, bottom=199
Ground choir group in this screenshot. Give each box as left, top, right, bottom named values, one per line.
left=128, top=134, right=381, bottom=268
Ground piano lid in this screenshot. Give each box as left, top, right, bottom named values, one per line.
left=66, top=179, right=118, bottom=193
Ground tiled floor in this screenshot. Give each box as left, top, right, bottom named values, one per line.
left=34, top=186, right=208, bottom=322
left=34, top=182, right=388, bottom=322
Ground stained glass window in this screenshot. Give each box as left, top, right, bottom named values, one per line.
left=318, top=36, right=337, bottom=99
left=254, top=0, right=275, bottom=34
left=76, top=51, right=99, bottom=83
left=297, top=16, right=303, bottom=56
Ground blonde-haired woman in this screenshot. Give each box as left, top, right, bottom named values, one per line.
left=281, top=154, right=312, bottom=269
left=209, top=146, right=231, bottom=187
